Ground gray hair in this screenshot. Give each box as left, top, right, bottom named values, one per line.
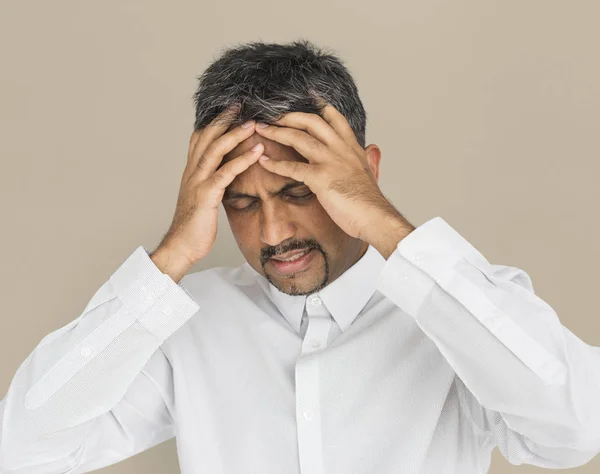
left=192, top=39, right=367, bottom=148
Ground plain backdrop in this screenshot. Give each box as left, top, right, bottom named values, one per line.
left=1, top=1, right=599, bottom=472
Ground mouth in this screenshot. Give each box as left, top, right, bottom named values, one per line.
left=269, top=249, right=316, bottom=275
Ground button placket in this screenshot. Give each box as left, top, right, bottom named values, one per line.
left=309, top=340, right=322, bottom=349
left=302, top=295, right=329, bottom=354
left=294, top=294, right=330, bottom=474
left=309, top=296, right=322, bottom=307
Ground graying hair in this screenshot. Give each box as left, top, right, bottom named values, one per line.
left=192, top=39, right=367, bottom=148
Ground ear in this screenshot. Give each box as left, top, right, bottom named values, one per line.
left=364, top=144, right=382, bottom=182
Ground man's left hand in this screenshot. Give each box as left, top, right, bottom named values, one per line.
left=254, top=103, right=407, bottom=245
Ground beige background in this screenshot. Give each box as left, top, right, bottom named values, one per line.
left=1, top=0, right=599, bottom=472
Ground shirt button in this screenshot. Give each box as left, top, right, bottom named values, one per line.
left=309, top=296, right=322, bottom=306
left=303, top=409, right=314, bottom=420
left=414, top=251, right=426, bottom=261
left=309, top=340, right=321, bottom=349
left=80, top=346, right=91, bottom=357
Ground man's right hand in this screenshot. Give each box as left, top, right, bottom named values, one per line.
left=151, top=105, right=264, bottom=282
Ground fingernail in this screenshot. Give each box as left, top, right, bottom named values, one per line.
left=257, top=122, right=269, bottom=128
left=252, top=143, right=263, bottom=152
left=260, top=154, right=270, bottom=161
left=242, top=120, right=254, bottom=129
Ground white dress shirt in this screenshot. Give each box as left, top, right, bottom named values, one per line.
left=1, top=216, right=599, bottom=474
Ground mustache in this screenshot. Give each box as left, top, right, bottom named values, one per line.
left=262, top=240, right=322, bottom=261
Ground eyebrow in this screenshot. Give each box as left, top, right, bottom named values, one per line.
left=223, top=182, right=308, bottom=202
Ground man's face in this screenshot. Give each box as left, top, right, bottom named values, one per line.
left=221, top=127, right=368, bottom=296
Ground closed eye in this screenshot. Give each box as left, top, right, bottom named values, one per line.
left=287, top=192, right=314, bottom=201
left=234, top=192, right=314, bottom=212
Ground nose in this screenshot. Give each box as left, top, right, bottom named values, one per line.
left=260, top=201, right=297, bottom=248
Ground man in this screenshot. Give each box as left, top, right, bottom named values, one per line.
left=1, top=40, right=599, bottom=473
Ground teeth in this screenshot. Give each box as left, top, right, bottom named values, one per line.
left=275, top=250, right=309, bottom=262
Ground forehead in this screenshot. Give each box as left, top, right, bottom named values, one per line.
left=220, top=131, right=310, bottom=199
left=221, top=129, right=307, bottom=165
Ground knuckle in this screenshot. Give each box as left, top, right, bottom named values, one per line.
left=210, top=170, right=225, bottom=185
left=306, top=135, right=321, bottom=150
left=195, top=156, right=207, bottom=172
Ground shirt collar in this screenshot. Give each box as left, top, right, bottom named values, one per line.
left=244, top=244, right=387, bottom=334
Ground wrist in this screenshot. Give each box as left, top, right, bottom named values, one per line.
left=150, top=246, right=194, bottom=284
left=368, top=214, right=415, bottom=260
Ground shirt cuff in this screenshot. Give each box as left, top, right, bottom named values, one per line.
left=376, top=217, right=568, bottom=387
left=376, top=216, right=490, bottom=315
left=109, top=246, right=200, bottom=343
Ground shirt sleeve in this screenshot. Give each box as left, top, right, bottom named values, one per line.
left=0, top=246, right=200, bottom=473
left=376, top=216, right=600, bottom=469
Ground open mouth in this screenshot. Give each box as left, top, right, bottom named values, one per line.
left=269, top=249, right=316, bottom=274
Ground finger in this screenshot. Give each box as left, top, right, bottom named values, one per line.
left=257, top=155, right=314, bottom=186
left=187, top=104, right=241, bottom=172
left=267, top=112, right=348, bottom=153
left=208, top=145, right=264, bottom=196
left=188, top=129, right=201, bottom=155
left=319, top=103, right=364, bottom=154
left=254, top=125, right=334, bottom=164
left=188, top=105, right=239, bottom=169
left=191, top=121, right=258, bottom=182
